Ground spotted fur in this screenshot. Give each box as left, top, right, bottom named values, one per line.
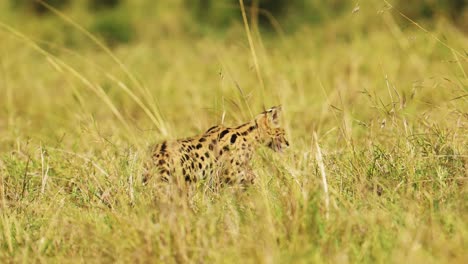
left=143, top=106, right=288, bottom=187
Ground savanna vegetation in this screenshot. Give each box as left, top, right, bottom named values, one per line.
left=0, top=0, right=467, bottom=263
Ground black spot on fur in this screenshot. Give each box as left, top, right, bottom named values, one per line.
left=204, top=152, right=209, bottom=158
left=185, top=175, right=191, bottom=182
left=267, top=141, right=274, bottom=150
left=160, top=142, right=167, bottom=152
left=199, top=137, right=206, bottom=142
left=209, top=144, right=214, bottom=151
left=223, top=146, right=229, bottom=151
left=161, top=169, right=169, bottom=178
left=196, top=143, right=202, bottom=149
left=206, top=126, right=218, bottom=133
left=220, top=129, right=230, bottom=139
left=236, top=123, right=247, bottom=129
left=230, top=134, right=237, bottom=144
left=198, top=163, right=202, bottom=169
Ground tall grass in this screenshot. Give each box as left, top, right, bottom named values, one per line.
left=0, top=1, right=467, bottom=263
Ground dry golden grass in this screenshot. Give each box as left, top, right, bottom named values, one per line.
left=0, top=1, right=467, bottom=263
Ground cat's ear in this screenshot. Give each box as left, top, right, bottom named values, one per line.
left=268, top=105, right=282, bottom=126
left=257, top=105, right=282, bottom=128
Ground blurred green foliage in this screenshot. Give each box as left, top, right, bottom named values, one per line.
left=90, top=9, right=134, bottom=46
left=185, top=0, right=466, bottom=32
left=9, top=0, right=70, bottom=15
left=397, top=0, right=466, bottom=19
left=187, top=0, right=350, bottom=30
left=396, top=0, right=467, bottom=31
left=8, top=0, right=134, bottom=47
left=5, top=0, right=466, bottom=48
left=88, top=0, right=121, bottom=11
left=9, top=0, right=124, bottom=14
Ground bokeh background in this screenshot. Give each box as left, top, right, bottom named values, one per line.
left=5, top=0, right=468, bottom=46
